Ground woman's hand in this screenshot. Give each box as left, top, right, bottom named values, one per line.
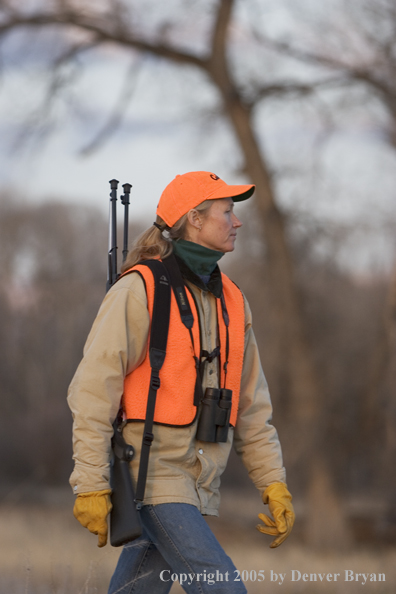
left=73, top=489, right=113, bottom=547
left=256, top=482, right=295, bottom=548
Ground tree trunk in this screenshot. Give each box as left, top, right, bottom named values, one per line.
left=363, top=263, right=396, bottom=492
left=206, top=3, right=352, bottom=546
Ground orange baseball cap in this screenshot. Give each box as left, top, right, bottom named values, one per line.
left=156, top=171, right=255, bottom=228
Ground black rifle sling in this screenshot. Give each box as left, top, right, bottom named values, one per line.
left=134, top=260, right=171, bottom=507
left=162, top=254, right=204, bottom=407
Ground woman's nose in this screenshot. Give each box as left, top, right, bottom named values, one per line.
left=233, top=214, right=242, bottom=228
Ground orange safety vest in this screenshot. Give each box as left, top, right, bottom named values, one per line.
left=123, top=263, right=245, bottom=427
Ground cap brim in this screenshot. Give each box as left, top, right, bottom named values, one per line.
left=210, top=183, right=255, bottom=203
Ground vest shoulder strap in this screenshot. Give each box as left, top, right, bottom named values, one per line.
left=162, top=253, right=194, bottom=329
left=126, top=260, right=171, bottom=507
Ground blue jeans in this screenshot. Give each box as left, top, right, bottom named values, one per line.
left=108, top=503, right=247, bottom=594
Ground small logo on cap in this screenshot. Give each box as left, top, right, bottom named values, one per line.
left=210, top=174, right=220, bottom=180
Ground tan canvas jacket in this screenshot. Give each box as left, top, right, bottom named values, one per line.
left=67, top=267, right=286, bottom=516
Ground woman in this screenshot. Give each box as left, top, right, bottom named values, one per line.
left=68, top=171, right=295, bottom=594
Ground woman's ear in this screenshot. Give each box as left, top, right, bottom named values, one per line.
left=187, top=209, right=202, bottom=231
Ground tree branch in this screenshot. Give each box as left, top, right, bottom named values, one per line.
left=253, top=33, right=396, bottom=106
left=210, top=0, right=234, bottom=67
left=250, top=76, right=352, bottom=105
left=0, top=10, right=207, bottom=70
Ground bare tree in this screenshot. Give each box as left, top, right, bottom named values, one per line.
left=0, top=0, right=353, bottom=547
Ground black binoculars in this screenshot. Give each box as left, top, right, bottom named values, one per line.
left=196, top=387, right=233, bottom=443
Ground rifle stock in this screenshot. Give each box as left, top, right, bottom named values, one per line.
left=110, top=421, right=142, bottom=547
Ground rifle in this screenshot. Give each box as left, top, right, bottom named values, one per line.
left=106, top=179, right=142, bottom=546
left=106, top=179, right=132, bottom=290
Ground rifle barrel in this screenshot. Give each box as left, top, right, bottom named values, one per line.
left=107, top=179, right=119, bottom=292
left=121, top=183, right=132, bottom=263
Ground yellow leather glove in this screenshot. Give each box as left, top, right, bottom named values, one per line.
left=73, top=489, right=112, bottom=547
left=256, top=482, right=295, bottom=548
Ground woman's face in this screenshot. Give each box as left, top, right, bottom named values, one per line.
left=194, top=198, right=243, bottom=253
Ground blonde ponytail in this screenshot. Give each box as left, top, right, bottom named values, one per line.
left=121, top=199, right=216, bottom=273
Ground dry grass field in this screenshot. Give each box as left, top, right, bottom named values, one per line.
left=1, top=488, right=395, bottom=594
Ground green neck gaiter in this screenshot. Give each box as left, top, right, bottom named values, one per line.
left=172, top=239, right=224, bottom=276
